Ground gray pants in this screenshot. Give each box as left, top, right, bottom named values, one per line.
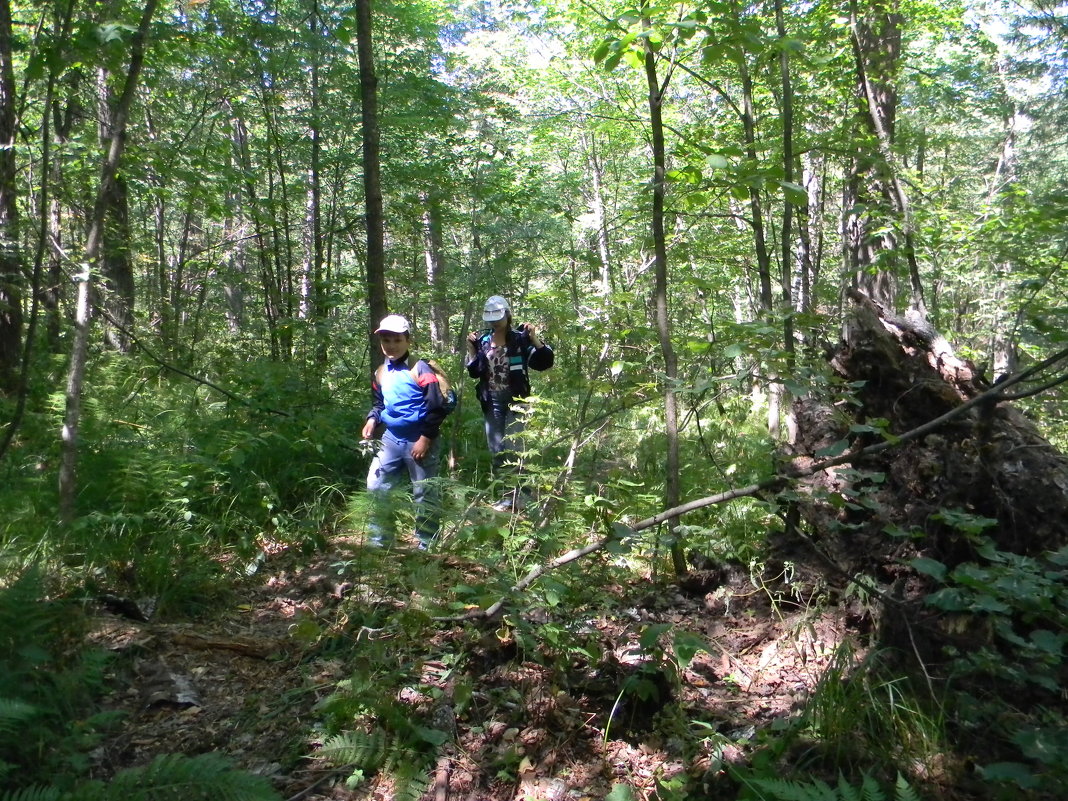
left=366, top=429, right=439, bottom=545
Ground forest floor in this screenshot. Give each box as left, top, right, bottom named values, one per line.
left=86, top=530, right=862, bottom=801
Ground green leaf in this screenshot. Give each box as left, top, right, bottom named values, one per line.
left=413, top=725, right=449, bottom=746
left=911, top=557, right=947, bottom=582
left=814, top=438, right=849, bottom=458
left=779, top=180, right=807, bottom=205
left=592, top=39, right=614, bottom=64
left=606, top=782, right=636, bottom=801
left=622, top=49, right=644, bottom=69
left=672, top=630, right=709, bottom=669
left=638, top=623, right=672, bottom=651
left=980, top=762, right=1040, bottom=788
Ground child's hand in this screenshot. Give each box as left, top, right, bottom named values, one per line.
left=523, top=323, right=543, bottom=347
left=361, top=418, right=376, bottom=440
left=411, top=436, right=432, bottom=461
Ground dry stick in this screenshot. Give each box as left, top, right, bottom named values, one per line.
left=436, top=350, right=1068, bottom=624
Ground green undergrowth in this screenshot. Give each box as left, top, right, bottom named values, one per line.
left=0, top=567, right=282, bottom=801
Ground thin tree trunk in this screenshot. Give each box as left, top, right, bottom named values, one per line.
left=0, top=0, right=22, bottom=393
left=732, top=3, right=773, bottom=315
left=308, top=0, right=327, bottom=368
left=230, top=105, right=281, bottom=359
left=421, top=192, right=449, bottom=350
left=356, top=0, right=387, bottom=362
left=95, top=65, right=135, bottom=352
left=642, top=9, right=686, bottom=577
left=582, top=131, right=613, bottom=293
left=0, top=0, right=72, bottom=461
left=59, top=0, right=158, bottom=523
left=774, top=0, right=798, bottom=446
left=45, top=73, right=79, bottom=352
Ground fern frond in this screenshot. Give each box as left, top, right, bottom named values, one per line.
left=893, top=774, right=921, bottom=801
left=319, top=730, right=390, bottom=772
left=837, top=774, right=862, bottom=801
left=392, top=762, right=431, bottom=801
left=748, top=777, right=820, bottom=801
left=0, top=698, right=38, bottom=733
left=101, top=752, right=281, bottom=801
left=0, top=787, right=62, bottom=801
left=859, top=772, right=886, bottom=801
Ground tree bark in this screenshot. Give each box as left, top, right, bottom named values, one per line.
left=308, top=0, right=327, bottom=368
left=95, top=65, right=135, bottom=353
left=59, top=0, right=159, bottom=523
left=0, top=0, right=22, bottom=394
left=642, top=10, right=686, bottom=577
left=356, top=0, right=387, bottom=362
left=845, top=0, right=927, bottom=319
left=421, top=192, right=449, bottom=350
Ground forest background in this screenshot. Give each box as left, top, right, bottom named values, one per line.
left=1, top=0, right=1067, bottom=798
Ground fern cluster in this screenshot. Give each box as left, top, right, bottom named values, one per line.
left=743, top=772, right=920, bottom=801
left=1, top=752, right=281, bottom=801
left=0, top=567, right=105, bottom=793
left=319, top=731, right=431, bottom=800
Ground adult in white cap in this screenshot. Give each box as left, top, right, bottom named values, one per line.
left=465, top=295, right=554, bottom=511
left=361, top=314, right=450, bottom=548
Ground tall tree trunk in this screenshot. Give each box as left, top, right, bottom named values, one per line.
left=582, top=131, right=613, bottom=294
left=642, top=10, right=686, bottom=577
left=732, top=4, right=773, bottom=315
left=774, top=0, right=798, bottom=445
left=0, top=0, right=22, bottom=394
left=308, top=0, right=327, bottom=368
left=59, top=0, right=158, bottom=523
left=95, top=66, right=135, bottom=352
left=356, top=0, right=387, bottom=363
left=0, top=0, right=70, bottom=461
left=732, top=2, right=778, bottom=434
left=230, top=105, right=281, bottom=359
left=46, top=76, right=79, bottom=353
left=988, top=102, right=1020, bottom=380
left=846, top=0, right=926, bottom=319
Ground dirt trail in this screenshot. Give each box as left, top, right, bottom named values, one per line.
left=88, top=537, right=849, bottom=800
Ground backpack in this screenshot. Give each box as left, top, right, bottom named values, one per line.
left=376, top=358, right=457, bottom=413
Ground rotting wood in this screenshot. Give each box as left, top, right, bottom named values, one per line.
left=438, top=297, right=1068, bottom=625
left=171, top=630, right=289, bottom=660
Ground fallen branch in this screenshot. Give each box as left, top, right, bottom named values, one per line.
left=437, top=347, right=1068, bottom=624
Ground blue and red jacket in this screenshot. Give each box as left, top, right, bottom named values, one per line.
left=366, top=354, right=448, bottom=440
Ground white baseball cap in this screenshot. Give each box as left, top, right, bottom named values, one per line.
left=374, top=314, right=411, bottom=334
left=482, top=295, right=510, bottom=323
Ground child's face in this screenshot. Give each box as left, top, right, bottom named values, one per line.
left=378, top=332, right=409, bottom=361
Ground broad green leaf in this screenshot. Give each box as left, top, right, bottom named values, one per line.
left=910, top=557, right=947, bottom=581
left=606, top=783, right=636, bottom=801
left=814, top=438, right=849, bottom=457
